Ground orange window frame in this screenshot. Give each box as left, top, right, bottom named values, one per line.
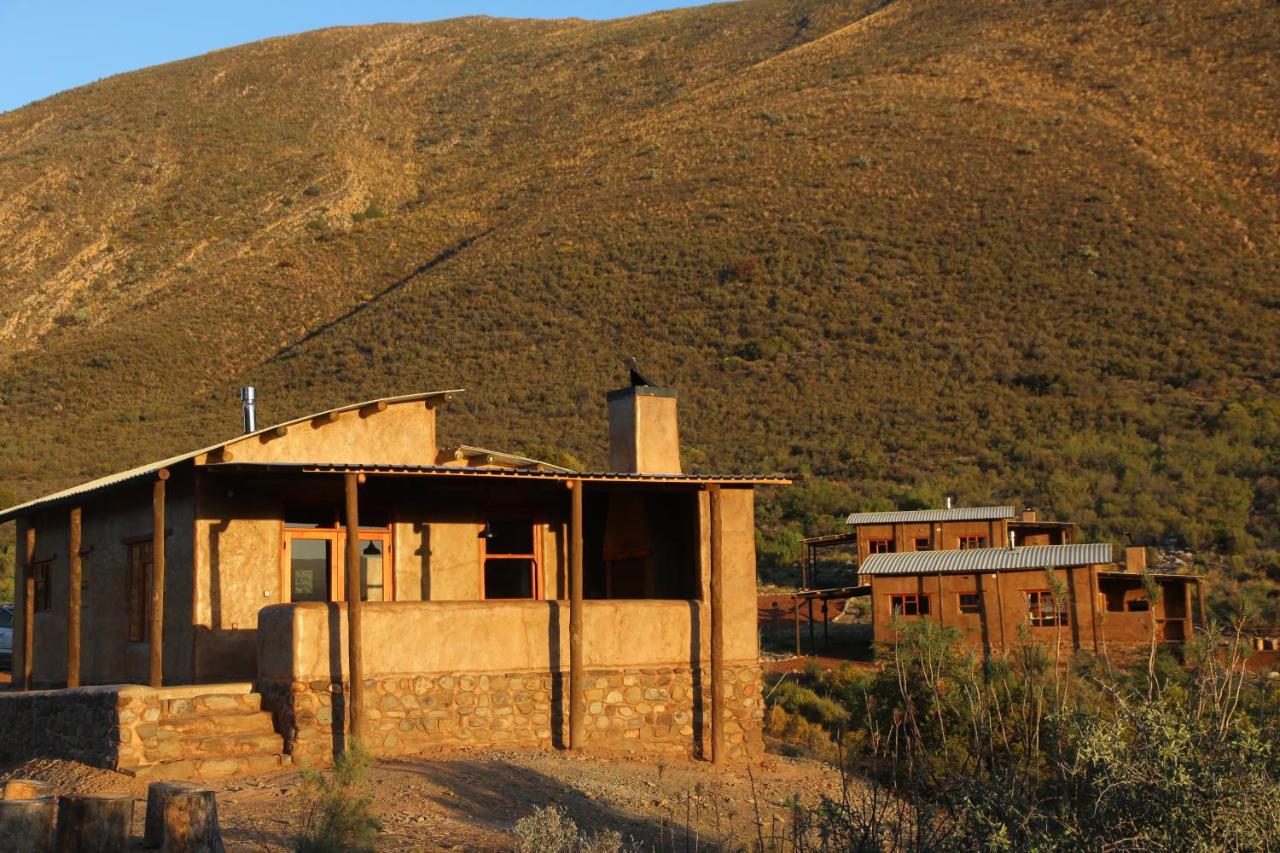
left=958, top=591, right=981, bottom=614
left=958, top=535, right=987, bottom=549
left=280, top=523, right=394, bottom=604
left=480, top=521, right=543, bottom=601
left=1025, top=589, right=1068, bottom=627
left=866, top=538, right=894, bottom=555
left=889, top=592, right=929, bottom=617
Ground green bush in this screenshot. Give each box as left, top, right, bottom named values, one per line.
left=293, top=744, right=382, bottom=853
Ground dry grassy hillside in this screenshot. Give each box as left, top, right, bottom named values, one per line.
left=0, top=0, right=1277, bottom=611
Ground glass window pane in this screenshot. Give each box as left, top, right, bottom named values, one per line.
left=484, top=558, right=535, bottom=599
left=291, top=539, right=331, bottom=602
left=360, top=539, right=385, bottom=602
left=487, top=520, right=534, bottom=555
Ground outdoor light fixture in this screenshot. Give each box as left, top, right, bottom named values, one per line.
left=478, top=522, right=494, bottom=539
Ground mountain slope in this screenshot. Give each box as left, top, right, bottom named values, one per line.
left=0, top=0, right=1277, bottom=609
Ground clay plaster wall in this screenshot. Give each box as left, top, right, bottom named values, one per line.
left=217, top=401, right=438, bottom=466
left=257, top=598, right=756, bottom=682
left=855, top=519, right=1011, bottom=562
left=16, top=474, right=195, bottom=688
left=871, top=566, right=1101, bottom=653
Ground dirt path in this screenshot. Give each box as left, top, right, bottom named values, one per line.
left=4, top=749, right=846, bottom=851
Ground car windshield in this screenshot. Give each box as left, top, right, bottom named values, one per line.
left=0, top=608, right=12, bottom=629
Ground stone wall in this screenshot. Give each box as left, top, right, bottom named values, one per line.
left=260, top=663, right=764, bottom=766
left=0, top=685, right=123, bottom=769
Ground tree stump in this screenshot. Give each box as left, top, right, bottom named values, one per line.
left=0, top=797, right=56, bottom=852
left=161, top=789, right=224, bottom=853
left=3, top=778, right=55, bottom=800
left=55, top=792, right=134, bottom=853
left=144, top=781, right=198, bottom=848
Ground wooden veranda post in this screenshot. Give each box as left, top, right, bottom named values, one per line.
left=344, top=473, right=365, bottom=746
left=150, top=471, right=168, bottom=688
left=21, top=522, right=34, bottom=691
left=67, top=507, right=82, bottom=688
left=568, top=479, right=585, bottom=750
left=709, top=485, right=725, bottom=765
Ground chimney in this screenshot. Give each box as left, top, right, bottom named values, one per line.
left=239, top=386, right=257, bottom=434
left=1021, top=508, right=1037, bottom=522
left=607, top=361, right=680, bottom=473
left=945, top=496, right=952, bottom=510
left=1125, top=546, right=1147, bottom=573
left=1010, top=530, right=1017, bottom=549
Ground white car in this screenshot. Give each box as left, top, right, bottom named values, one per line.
left=0, top=605, right=12, bottom=670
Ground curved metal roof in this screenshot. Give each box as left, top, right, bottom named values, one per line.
left=859, top=543, right=1115, bottom=576
left=845, top=506, right=1016, bottom=526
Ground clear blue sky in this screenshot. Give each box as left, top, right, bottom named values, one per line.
left=0, top=0, right=707, bottom=114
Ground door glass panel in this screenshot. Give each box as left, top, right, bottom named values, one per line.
left=484, top=558, right=535, bottom=599
left=291, top=539, right=331, bottom=602
left=360, top=539, right=385, bottom=602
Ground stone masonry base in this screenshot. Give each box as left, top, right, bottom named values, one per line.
left=258, top=664, right=764, bottom=766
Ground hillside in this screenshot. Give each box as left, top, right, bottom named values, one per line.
left=0, top=0, right=1277, bottom=614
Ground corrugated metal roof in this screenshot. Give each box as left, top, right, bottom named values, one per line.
left=0, top=390, right=463, bottom=523
left=209, top=462, right=791, bottom=485
left=859, top=543, right=1114, bottom=576
left=845, top=506, right=1016, bottom=525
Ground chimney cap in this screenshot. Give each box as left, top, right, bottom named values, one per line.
left=606, top=385, right=678, bottom=402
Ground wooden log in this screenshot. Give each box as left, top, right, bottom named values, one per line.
left=151, top=472, right=168, bottom=688
left=145, top=781, right=198, bottom=848
left=22, top=523, right=35, bottom=691
left=68, top=507, right=82, bottom=688
left=344, top=472, right=364, bottom=746
left=709, top=485, right=725, bottom=764
left=0, top=797, right=55, bottom=852
left=358, top=401, right=387, bottom=418
left=161, top=789, right=224, bottom=853
left=3, top=779, right=54, bottom=800
left=568, top=479, right=585, bottom=750
left=55, top=793, right=133, bottom=853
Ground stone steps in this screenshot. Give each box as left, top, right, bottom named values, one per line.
left=131, top=752, right=290, bottom=781
left=118, top=684, right=290, bottom=781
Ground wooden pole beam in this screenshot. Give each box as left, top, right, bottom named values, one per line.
left=21, top=522, right=34, bottom=691
left=344, top=472, right=365, bottom=748
left=68, top=507, right=83, bottom=688
left=149, top=470, right=168, bottom=688
left=568, top=479, right=585, bottom=750
left=793, top=596, right=801, bottom=658
left=709, top=485, right=725, bottom=765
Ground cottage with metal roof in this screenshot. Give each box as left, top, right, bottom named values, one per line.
left=0, top=374, right=785, bottom=778
left=862, top=541, right=1202, bottom=654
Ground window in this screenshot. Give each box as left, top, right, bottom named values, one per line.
left=958, top=592, right=981, bottom=614
left=483, top=519, right=540, bottom=600
left=866, top=538, right=894, bottom=555
left=31, top=561, right=52, bottom=612
left=890, top=593, right=930, bottom=617
left=283, top=513, right=393, bottom=603
left=913, top=537, right=931, bottom=551
left=958, top=535, right=987, bottom=549
left=128, top=542, right=152, bottom=642
left=0, top=608, right=11, bottom=629
left=1026, top=590, right=1069, bottom=627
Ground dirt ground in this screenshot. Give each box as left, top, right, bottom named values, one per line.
left=2, top=748, right=847, bottom=851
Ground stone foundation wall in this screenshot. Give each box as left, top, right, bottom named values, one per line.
left=0, top=686, right=123, bottom=769
left=260, top=663, right=764, bottom=766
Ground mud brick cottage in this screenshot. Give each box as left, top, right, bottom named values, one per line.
left=0, top=377, right=785, bottom=778
left=799, top=505, right=1203, bottom=658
